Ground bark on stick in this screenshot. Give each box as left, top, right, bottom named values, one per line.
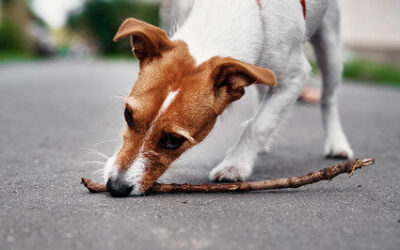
left=81, top=158, right=374, bottom=194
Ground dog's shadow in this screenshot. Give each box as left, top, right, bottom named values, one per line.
left=159, top=152, right=343, bottom=186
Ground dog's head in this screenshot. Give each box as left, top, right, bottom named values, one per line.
left=104, top=18, right=276, bottom=196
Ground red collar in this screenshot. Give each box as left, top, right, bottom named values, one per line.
left=300, top=0, right=306, bottom=19
left=256, top=0, right=306, bottom=19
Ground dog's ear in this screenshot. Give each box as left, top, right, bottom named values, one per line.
left=114, top=18, right=173, bottom=64
left=209, top=57, right=276, bottom=105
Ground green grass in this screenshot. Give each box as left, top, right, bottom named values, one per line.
left=311, top=59, right=400, bottom=87
left=0, top=51, right=39, bottom=64
left=343, top=59, right=400, bottom=86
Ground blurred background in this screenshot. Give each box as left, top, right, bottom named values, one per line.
left=0, top=0, right=159, bottom=61
left=0, top=0, right=400, bottom=85
left=1, top=2, right=399, bottom=249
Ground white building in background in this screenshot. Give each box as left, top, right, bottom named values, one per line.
left=339, top=0, right=400, bottom=65
left=340, top=0, right=400, bottom=50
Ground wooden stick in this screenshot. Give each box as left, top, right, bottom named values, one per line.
left=81, top=158, right=374, bottom=194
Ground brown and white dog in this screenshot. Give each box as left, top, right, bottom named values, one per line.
left=103, top=0, right=354, bottom=197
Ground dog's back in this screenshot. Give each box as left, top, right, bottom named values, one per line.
left=161, top=0, right=336, bottom=43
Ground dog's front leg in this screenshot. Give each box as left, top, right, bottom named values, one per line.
left=209, top=67, right=309, bottom=182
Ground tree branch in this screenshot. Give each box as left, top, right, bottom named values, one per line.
left=81, top=158, right=374, bottom=194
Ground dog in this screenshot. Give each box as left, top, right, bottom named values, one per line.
left=103, top=0, right=354, bottom=197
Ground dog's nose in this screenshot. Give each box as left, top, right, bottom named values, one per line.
left=106, top=177, right=133, bottom=197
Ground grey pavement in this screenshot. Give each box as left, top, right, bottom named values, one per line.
left=0, top=60, right=399, bottom=250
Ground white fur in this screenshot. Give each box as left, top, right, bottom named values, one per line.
left=103, top=154, right=117, bottom=182
left=126, top=96, right=139, bottom=110
left=172, top=125, right=196, bottom=143
left=160, top=0, right=194, bottom=36
left=160, top=90, right=179, bottom=112
left=172, top=0, right=263, bottom=65
left=126, top=153, right=147, bottom=195
left=169, top=0, right=353, bottom=181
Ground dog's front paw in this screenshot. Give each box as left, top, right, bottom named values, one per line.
left=209, top=162, right=251, bottom=182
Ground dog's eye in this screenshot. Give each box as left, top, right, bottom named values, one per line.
left=158, top=134, right=186, bottom=150
left=124, top=107, right=134, bottom=128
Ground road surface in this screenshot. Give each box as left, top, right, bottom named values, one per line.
left=0, top=61, right=399, bottom=250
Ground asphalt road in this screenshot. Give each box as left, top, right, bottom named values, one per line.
left=0, top=60, right=399, bottom=250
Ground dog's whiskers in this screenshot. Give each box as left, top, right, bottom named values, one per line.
left=81, top=147, right=109, bottom=160
left=92, top=168, right=105, bottom=174
left=77, top=160, right=106, bottom=166
left=110, top=95, right=127, bottom=101
left=93, top=139, right=121, bottom=146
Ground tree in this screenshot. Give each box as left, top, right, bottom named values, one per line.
left=67, top=0, right=159, bottom=55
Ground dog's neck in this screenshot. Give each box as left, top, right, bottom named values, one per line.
left=172, top=0, right=263, bottom=65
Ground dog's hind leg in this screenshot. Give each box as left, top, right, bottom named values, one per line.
left=310, top=0, right=354, bottom=159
